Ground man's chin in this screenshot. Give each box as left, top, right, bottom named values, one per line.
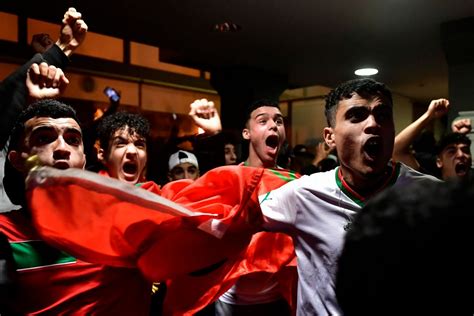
left=119, top=174, right=139, bottom=185
left=53, top=162, right=71, bottom=170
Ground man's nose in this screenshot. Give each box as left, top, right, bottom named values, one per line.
left=456, top=148, right=467, bottom=157
left=125, top=144, right=138, bottom=157
left=53, top=137, right=71, bottom=160
left=269, top=119, right=278, bottom=130
left=364, top=115, right=380, bottom=133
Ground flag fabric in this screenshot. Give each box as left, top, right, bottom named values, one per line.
left=26, top=165, right=298, bottom=314
left=160, top=167, right=299, bottom=315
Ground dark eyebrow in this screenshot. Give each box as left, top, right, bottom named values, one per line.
left=112, top=135, right=128, bottom=142
left=64, top=127, right=82, bottom=136
left=254, top=113, right=270, bottom=119
left=345, top=105, right=368, bottom=115
left=30, top=126, right=56, bottom=134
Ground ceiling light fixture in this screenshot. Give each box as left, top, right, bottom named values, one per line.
left=211, top=21, right=242, bottom=33
left=354, top=68, right=378, bottom=76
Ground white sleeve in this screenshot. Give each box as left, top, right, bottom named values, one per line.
left=259, top=180, right=297, bottom=232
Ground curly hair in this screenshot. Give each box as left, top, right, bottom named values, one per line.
left=325, top=78, right=392, bottom=127
left=97, top=111, right=150, bottom=150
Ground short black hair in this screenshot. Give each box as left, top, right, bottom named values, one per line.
left=97, top=111, right=150, bottom=150
left=8, top=99, right=80, bottom=152
left=244, top=99, right=280, bottom=127
left=5, top=99, right=80, bottom=205
left=325, top=78, right=393, bottom=127
left=435, top=132, right=471, bottom=155
left=336, top=180, right=474, bottom=315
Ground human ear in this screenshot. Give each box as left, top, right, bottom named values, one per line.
left=242, top=128, right=250, bottom=140
left=97, top=148, right=106, bottom=165
left=323, top=127, right=336, bottom=150
left=8, top=150, right=26, bottom=172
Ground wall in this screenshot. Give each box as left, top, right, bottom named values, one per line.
left=286, top=90, right=414, bottom=147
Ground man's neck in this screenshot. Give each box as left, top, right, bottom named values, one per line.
left=339, top=163, right=395, bottom=199
left=245, top=151, right=276, bottom=169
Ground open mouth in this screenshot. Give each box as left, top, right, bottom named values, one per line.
left=122, top=161, right=138, bottom=175
left=265, top=135, right=280, bottom=149
left=363, top=137, right=382, bottom=158
left=455, top=162, right=470, bottom=175
left=53, top=161, right=70, bottom=170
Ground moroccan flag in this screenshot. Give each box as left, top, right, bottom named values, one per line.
left=161, top=168, right=299, bottom=315
left=26, top=165, right=298, bottom=312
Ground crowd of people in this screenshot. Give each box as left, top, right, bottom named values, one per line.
left=0, top=7, right=473, bottom=316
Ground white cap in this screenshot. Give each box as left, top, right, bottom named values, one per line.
left=168, top=150, right=199, bottom=171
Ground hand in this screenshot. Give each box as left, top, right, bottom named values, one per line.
left=56, top=7, right=88, bottom=57
left=26, top=62, right=69, bottom=99
left=189, top=98, right=222, bottom=135
left=452, top=118, right=472, bottom=134
left=426, top=98, right=449, bottom=120
left=31, top=33, right=54, bottom=53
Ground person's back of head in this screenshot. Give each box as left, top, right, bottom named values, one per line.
left=325, top=78, right=393, bottom=127
left=96, top=111, right=150, bottom=184
left=413, top=130, right=436, bottom=154
left=435, top=132, right=472, bottom=181
left=336, top=180, right=474, bottom=315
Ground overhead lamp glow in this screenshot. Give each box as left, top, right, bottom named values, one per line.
left=354, top=68, right=378, bottom=76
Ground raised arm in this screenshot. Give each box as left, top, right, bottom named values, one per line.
left=451, top=118, right=472, bottom=134
left=393, top=98, right=449, bottom=170
left=26, top=63, right=70, bottom=100
left=189, top=98, right=222, bottom=135
left=55, top=7, right=88, bottom=57
left=0, top=7, right=87, bottom=149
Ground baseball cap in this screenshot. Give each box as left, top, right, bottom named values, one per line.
left=168, top=150, right=199, bottom=171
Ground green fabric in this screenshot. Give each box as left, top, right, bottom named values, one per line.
left=11, top=240, right=76, bottom=270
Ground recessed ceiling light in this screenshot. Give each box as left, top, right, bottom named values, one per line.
left=211, top=21, right=242, bottom=32
left=354, top=68, right=378, bottom=76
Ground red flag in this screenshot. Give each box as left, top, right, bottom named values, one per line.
left=27, top=165, right=298, bottom=313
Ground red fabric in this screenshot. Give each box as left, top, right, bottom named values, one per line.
left=0, top=210, right=150, bottom=315
left=27, top=165, right=298, bottom=314
left=159, top=167, right=299, bottom=315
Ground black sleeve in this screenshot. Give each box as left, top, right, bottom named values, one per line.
left=193, top=132, right=226, bottom=174
left=0, top=45, right=69, bottom=149
left=0, top=233, right=15, bottom=314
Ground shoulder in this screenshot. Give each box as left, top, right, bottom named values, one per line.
left=397, top=162, right=442, bottom=184
left=267, top=167, right=337, bottom=196
left=297, top=168, right=338, bottom=189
